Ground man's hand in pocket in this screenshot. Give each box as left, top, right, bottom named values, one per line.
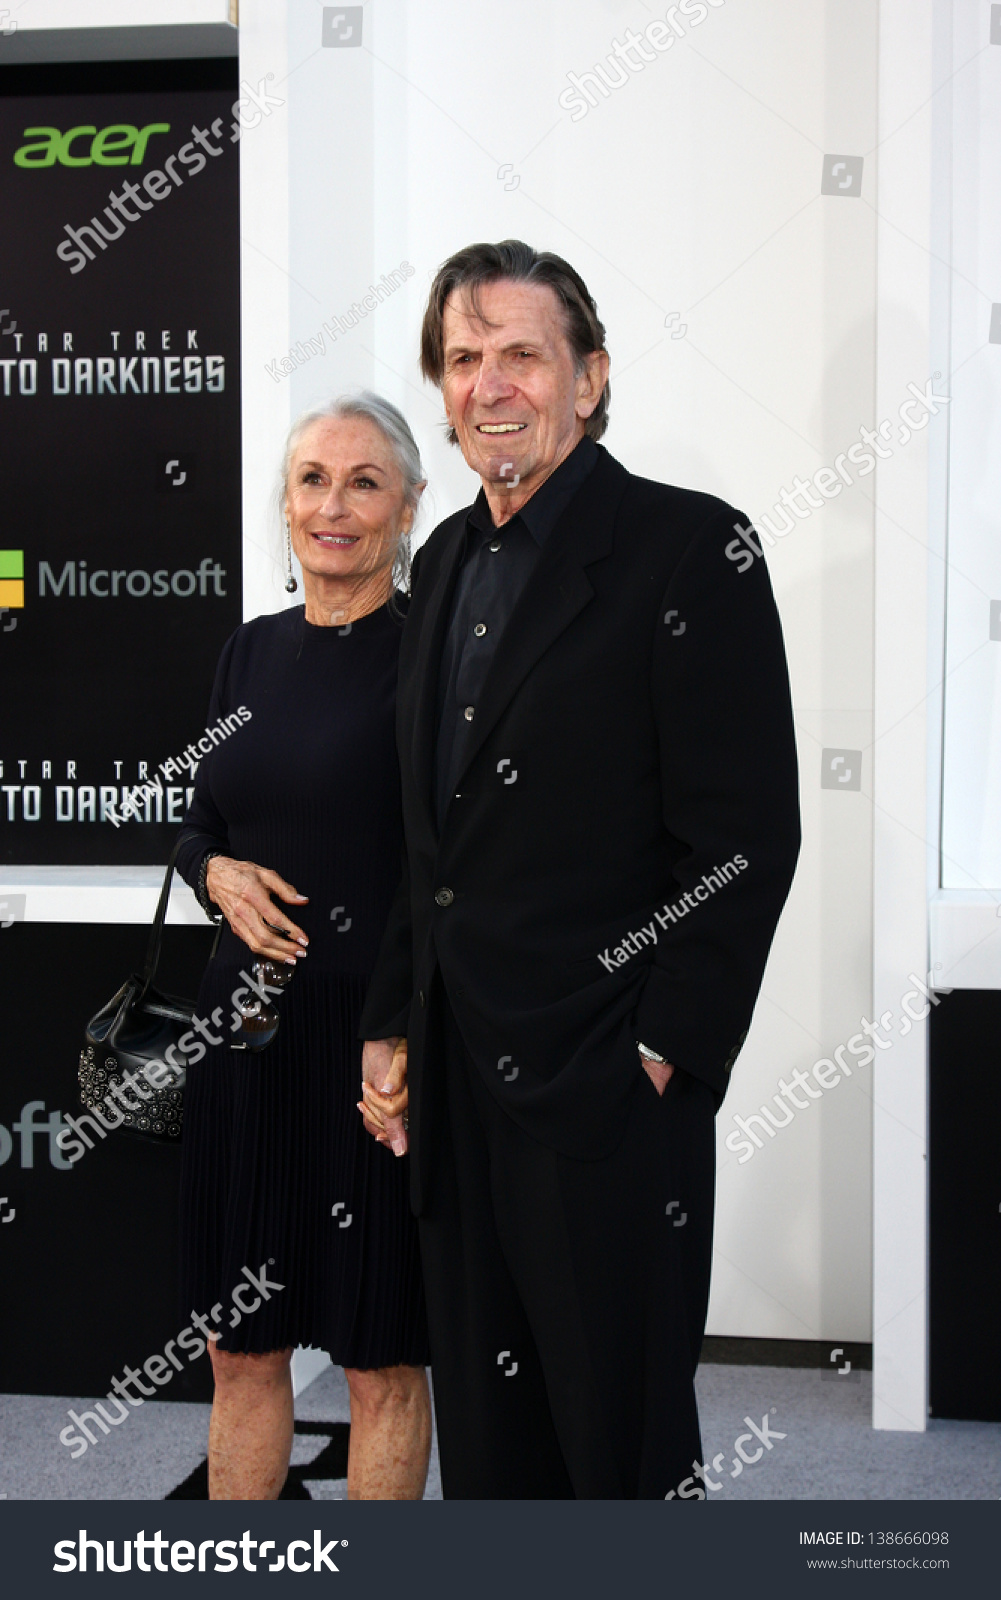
left=640, top=1052, right=675, bottom=1096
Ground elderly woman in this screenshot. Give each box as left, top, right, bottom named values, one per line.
left=174, top=392, right=430, bottom=1500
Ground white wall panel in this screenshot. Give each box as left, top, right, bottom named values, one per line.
left=940, top=7, right=1001, bottom=893
left=241, top=0, right=884, bottom=1346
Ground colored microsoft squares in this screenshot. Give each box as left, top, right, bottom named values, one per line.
left=0, top=550, right=24, bottom=607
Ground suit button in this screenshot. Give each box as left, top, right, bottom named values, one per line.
left=434, top=887, right=454, bottom=907
left=418, top=989, right=426, bottom=1007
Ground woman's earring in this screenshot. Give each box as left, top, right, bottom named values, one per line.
left=284, top=518, right=298, bottom=594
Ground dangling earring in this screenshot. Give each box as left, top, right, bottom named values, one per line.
left=284, top=518, right=298, bottom=594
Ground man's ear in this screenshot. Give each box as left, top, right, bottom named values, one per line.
left=576, top=348, right=609, bottom=420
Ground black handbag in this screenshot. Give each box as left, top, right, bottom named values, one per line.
left=78, top=838, right=219, bottom=1142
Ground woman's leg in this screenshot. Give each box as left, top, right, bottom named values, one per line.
left=344, top=1364, right=431, bottom=1500
left=207, top=1343, right=294, bottom=1500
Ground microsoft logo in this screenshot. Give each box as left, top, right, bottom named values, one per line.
left=0, top=550, right=24, bottom=607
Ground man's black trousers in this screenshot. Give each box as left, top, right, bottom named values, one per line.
left=417, top=997, right=717, bottom=1499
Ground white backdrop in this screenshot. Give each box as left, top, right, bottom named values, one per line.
left=240, top=0, right=885, bottom=1347
left=940, top=7, right=1001, bottom=891
left=1, top=0, right=966, bottom=1429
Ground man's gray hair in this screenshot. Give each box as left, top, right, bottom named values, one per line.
left=279, top=390, right=425, bottom=592
left=420, top=239, right=610, bottom=445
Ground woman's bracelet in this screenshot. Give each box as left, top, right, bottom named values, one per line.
left=196, top=851, right=225, bottom=922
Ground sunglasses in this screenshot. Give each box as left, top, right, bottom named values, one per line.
left=231, top=958, right=295, bottom=1052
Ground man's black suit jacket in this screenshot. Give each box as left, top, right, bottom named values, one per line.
left=360, top=445, right=800, bottom=1207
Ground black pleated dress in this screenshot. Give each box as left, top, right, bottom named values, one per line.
left=174, top=601, right=429, bottom=1366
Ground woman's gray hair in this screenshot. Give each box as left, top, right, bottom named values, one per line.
left=279, top=390, right=425, bottom=593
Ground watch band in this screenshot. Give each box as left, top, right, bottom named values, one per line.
left=637, top=1041, right=668, bottom=1064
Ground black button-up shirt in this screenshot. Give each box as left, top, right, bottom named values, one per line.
left=434, top=435, right=598, bottom=826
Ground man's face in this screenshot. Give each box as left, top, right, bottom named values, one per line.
left=441, top=279, right=603, bottom=498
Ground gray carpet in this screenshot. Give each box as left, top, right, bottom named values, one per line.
left=1, top=1364, right=995, bottom=1500
left=694, top=1366, right=998, bottom=1500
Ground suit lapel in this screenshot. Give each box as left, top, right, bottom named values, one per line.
left=449, top=447, right=629, bottom=794
left=407, top=511, right=467, bottom=835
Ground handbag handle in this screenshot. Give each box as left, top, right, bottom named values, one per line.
left=138, top=834, right=191, bottom=1001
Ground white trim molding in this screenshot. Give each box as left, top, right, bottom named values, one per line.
left=871, top=0, right=954, bottom=1433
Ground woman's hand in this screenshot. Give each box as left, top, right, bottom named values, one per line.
left=204, top=855, right=309, bottom=962
left=358, top=1037, right=408, bottom=1156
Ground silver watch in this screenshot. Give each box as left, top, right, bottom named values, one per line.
left=637, top=1041, right=668, bottom=1064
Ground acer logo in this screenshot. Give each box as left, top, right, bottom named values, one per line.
left=14, top=124, right=171, bottom=168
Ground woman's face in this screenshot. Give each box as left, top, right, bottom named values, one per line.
left=285, top=415, right=414, bottom=589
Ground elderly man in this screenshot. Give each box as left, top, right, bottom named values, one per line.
left=359, top=240, right=800, bottom=1499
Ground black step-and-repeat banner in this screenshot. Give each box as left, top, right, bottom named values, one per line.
left=0, top=60, right=241, bottom=864
left=0, top=62, right=242, bottom=1410
left=0, top=921, right=218, bottom=1405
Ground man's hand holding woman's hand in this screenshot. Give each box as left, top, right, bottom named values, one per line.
left=205, top=856, right=310, bottom=962
left=359, top=1037, right=409, bottom=1157
left=356, top=1040, right=666, bottom=1157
